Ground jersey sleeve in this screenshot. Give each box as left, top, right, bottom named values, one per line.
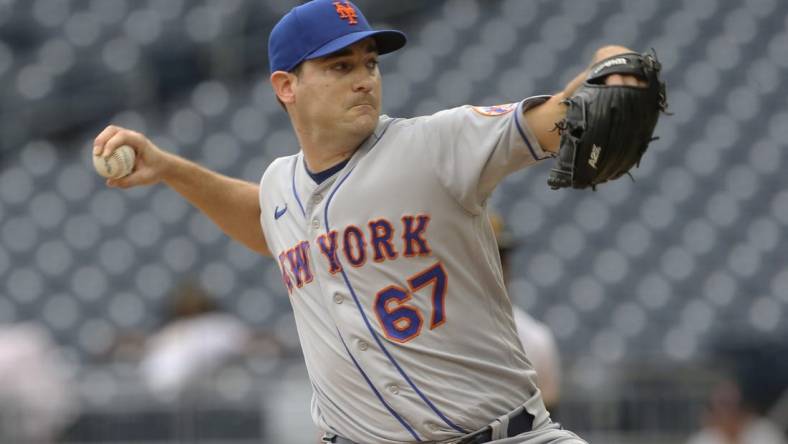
left=422, top=96, right=553, bottom=214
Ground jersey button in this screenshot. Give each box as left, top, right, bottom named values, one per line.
left=358, top=340, right=368, bottom=351
left=427, top=422, right=440, bottom=432
left=311, top=218, right=320, bottom=230
left=387, top=384, right=399, bottom=395
left=314, top=194, right=323, bottom=204
left=333, top=294, right=344, bottom=304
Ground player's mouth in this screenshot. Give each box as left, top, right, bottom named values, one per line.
left=351, top=103, right=375, bottom=110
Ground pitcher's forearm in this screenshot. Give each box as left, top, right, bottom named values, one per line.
left=160, top=152, right=270, bottom=256
left=524, top=93, right=568, bottom=154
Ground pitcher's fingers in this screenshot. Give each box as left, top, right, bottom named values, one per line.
left=93, top=125, right=122, bottom=155
left=606, top=74, right=625, bottom=86
left=102, top=130, right=146, bottom=159
left=605, top=74, right=647, bottom=88
left=624, top=76, right=641, bottom=87
left=107, top=172, right=138, bottom=189
left=106, top=177, right=132, bottom=189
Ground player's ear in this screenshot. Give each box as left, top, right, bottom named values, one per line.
left=270, top=70, right=297, bottom=106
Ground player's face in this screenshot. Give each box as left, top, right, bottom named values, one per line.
left=294, top=38, right=382, bottom=138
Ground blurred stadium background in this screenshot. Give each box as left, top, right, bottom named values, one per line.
left=1, top=0, right=787, bottom=443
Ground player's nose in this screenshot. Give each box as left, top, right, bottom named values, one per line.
left=352, top=72, right=376, bottom=93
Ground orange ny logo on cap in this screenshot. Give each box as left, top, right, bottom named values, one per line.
left=333, top=1, right=358, bottom=25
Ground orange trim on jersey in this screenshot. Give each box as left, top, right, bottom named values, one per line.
left=277, top=251, right=294, bottom=294
left=407, top=261, right=449, bottom=329
left=343, top=225, right=367, bottom=267
left=316, top=231, right=343, bottom=274
left=368, top=218, right=398, bottom=262
left=285, top=241, right=314, bottom=288
left=374, top=284, right=424, bottom=344
left=401, top=214, right=432, bottom=257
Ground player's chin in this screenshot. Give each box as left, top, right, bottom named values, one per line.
left=348, top=109, right=379, bottom=130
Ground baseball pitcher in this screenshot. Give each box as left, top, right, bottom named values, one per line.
left=92, top=1, right=666, bottom=442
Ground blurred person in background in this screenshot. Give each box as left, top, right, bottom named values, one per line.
left=686, top=377, right=786, bottom=444
left=140, top=281, right=252, bottom=399
left=490, top=212, right=562, bottom=411
left=0, top=323, right=78, bottom=443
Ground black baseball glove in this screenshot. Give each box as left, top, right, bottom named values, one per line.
left=547, top=51, right=668, bottom=190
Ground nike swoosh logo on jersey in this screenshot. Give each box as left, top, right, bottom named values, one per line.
left=274, top=204, right=288, bottom=220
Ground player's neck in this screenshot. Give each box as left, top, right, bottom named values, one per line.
left=302, top=149, right=355, bottom=174
left=296, top=127, right=368, bottom=172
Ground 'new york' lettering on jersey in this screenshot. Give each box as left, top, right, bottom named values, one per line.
left=279, top=215, right=432, bottom=292
left=259, top=97, right=553, bottom=444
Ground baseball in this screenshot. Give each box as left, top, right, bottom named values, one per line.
left=93, top=145, right=135, bottom=179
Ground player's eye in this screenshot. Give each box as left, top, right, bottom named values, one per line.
left=366, top=59, right=379, bottom=70
left=332, top=62, right=351, bottom=72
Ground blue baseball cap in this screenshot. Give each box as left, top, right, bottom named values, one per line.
left=268, top=0, right=407, bottom=73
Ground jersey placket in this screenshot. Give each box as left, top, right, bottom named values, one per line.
left=297, top=154, right=387, bottom=370
left=316, top=163, right=424, bottom=438
left=316, top=140, right=469, bottom=439
left=292, top=156, right=413, bottom=436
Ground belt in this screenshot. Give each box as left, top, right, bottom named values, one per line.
left=322, top=407, right=534, bottom=444
left=455, top=407, right=535, bottom=444
left=321, top=433, right=354, bottom=444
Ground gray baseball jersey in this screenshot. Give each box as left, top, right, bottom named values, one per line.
left=259, top=96, right=553, bottom=443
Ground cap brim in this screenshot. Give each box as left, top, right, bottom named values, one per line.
left=306, top=29, right=407, bottom=62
